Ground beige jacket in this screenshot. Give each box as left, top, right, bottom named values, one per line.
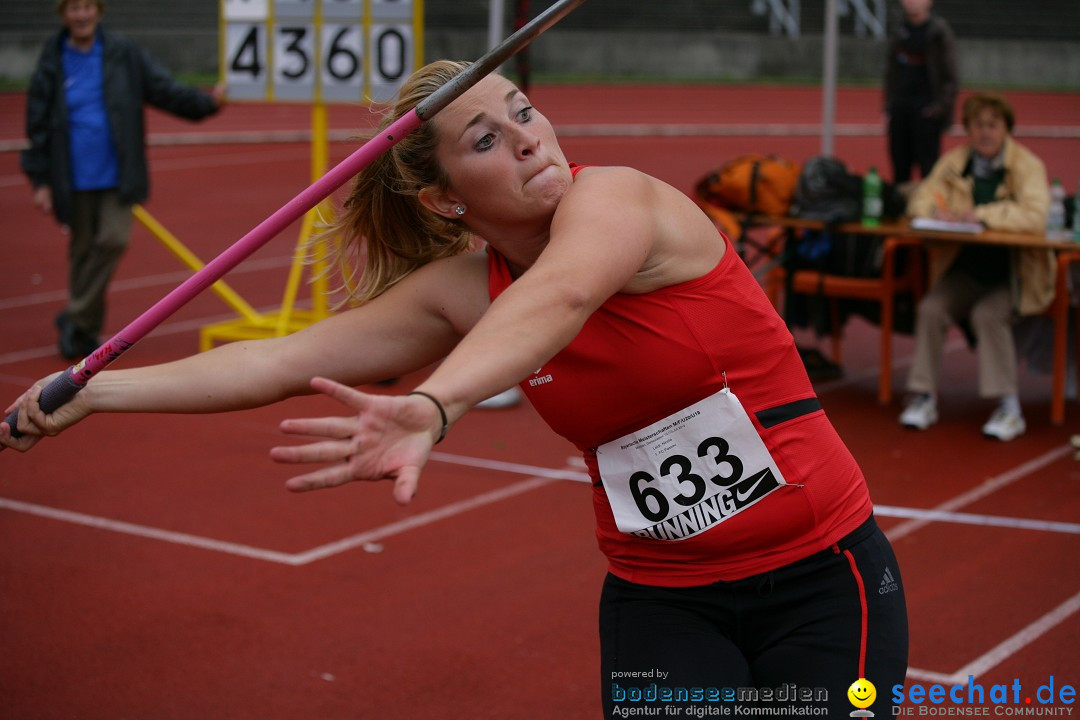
left=907, top=137, right=1055, bottom=315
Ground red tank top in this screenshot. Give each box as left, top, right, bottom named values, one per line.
left=486, top=167, right=871, bottom=586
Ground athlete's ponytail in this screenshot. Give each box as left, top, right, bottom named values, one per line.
left=315, top=60, right=477, bottom=306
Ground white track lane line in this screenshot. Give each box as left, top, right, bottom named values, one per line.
left=8, top=448, right=1065, bottom=567
left=0, top=256, right=296, bottom=371
left=550, top=123, right=1080, bottom=140
left=875, top=504, right=1080, bottom=534
left=908, top=590, right=1080, bottom=686
left=0, top=497, right=298, bottom=565
left=0, top=255, right=294, bottom=313
left=3, top=121, right=1075, bottom=157
left=0, top=472, right=563, bottom=566
left=0, top=306, right=288, bottom=371
left=2, top=448, right=1075, bottom=681
left=288, top=476, right=557, bottom=565
left=885, top=444, right=1074, bottom=542
left=433, top=452, right=1080, bottom=535
left=427, top=451, right=591, bottom=482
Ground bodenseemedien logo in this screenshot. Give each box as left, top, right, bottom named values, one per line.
left=849, top=678, right=878, bottom=717
left=609, top=674, right=830, bottom=716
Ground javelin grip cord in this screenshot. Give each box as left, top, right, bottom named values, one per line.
left=28, top=369, right=83, bottom=422
left=3, top=0, right=585, bottom=439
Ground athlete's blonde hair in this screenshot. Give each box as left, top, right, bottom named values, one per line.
left=317, top=60, right=477, bottom=306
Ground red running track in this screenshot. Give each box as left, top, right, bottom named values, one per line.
left=0, top=85, right=1077, bottom=719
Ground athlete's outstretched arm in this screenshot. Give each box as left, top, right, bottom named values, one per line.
left=0, top=253, right=487, bottom=454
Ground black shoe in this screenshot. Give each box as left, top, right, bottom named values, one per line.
left=73, top=330, right=101, bottom=357
left=55, top=312, right=79, bottom=360
left=55, top=313, right=99, bottom=360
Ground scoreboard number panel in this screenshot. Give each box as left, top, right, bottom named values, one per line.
left=323, top=0, right=363, bottom=20
left=273, top=23, right=317, bottom=100
left=224, top=23, right=268, bottom=100
left=223, top=0, right=268, bottom=20
left=371, top=0, right=412, bottom=20
left=368, top=23, right=413, bottom=102
left=320, top=23, right=364, bottom=102
left=221, top=0, right=419, bottom=103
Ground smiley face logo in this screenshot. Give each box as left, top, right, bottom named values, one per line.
left=848, top=678, right=877, bottom=709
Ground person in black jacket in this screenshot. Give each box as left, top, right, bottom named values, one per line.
left=21, top=0, right=225, bottom=359
left=883, top=0, right=958, bottom=185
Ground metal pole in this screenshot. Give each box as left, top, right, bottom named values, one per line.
left=822, top=0, right=839, bottom=156
left=488, top=0, right=505, bottom=54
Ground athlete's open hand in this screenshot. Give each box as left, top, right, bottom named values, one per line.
left=270, top=377, right=444, bottom=504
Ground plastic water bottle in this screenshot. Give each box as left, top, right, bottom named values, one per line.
left=862, top=166, right=883, bottom=227
left=1047, top=178, right=1066, bottom=241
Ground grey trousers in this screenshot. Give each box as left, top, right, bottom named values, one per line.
left=905, top=271, right=1017, bottom=399
left=67, top=189, right=133, bottom=337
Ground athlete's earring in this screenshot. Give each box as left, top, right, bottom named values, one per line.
left=454, top=205, right=466, bottom=216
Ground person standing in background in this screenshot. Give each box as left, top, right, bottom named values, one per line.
left=883, top=0, right=958, bottom=185
left=21, top=0, right=225, bottom=360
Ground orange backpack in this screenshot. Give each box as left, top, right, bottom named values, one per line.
left=696, top=202, right=740, bottom=240
left=695, top=154, right=802, bottom=217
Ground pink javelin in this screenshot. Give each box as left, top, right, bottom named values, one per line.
left=3, top=0, right=587, bottom=436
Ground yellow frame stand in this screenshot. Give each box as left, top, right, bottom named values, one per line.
left=133, top=0, right=424, bottom=354
left=195, top=103, right=333, bottom=352
left=130, top=104, right=334, bottom=353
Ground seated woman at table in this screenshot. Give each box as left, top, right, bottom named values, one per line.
left=899, top=91, right=1054, bottom=441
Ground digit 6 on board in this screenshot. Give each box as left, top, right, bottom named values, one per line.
left=629, top=471, right=669, bottom=522
left=326, top=27, right=359, bottom=80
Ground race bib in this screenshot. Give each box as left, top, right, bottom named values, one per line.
left=596, top=388, right=788, bottom=541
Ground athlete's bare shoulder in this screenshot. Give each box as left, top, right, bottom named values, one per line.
left=403, top=247, right=492, bottom=335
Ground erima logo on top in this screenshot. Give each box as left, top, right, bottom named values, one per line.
left=529, top=367, right=553, bottom=387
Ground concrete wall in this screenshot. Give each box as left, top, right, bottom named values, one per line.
left=0, top=31, right=221, bottom=85
left=3, top=27, right=1079, bottom=89
left=423, top=30, right=1080, bottom=88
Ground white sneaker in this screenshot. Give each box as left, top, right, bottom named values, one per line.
left=982, top=406, right=1026, bottom=442
left=475, top=386, right=523, bottom=410
left=899, top=395, right=938, bottom=430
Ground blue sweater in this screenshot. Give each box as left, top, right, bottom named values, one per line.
left=21, top=26, right=220, bottom=224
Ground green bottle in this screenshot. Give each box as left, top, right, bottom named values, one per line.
left=862, top=166, right=883, bottom=227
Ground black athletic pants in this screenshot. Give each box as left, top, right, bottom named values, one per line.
left=600, top=516, right=908, bottom=717
left=889, top=105, right=943, bottom=184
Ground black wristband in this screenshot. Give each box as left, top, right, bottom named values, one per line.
left=408, top=391, right=448, bottom=444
